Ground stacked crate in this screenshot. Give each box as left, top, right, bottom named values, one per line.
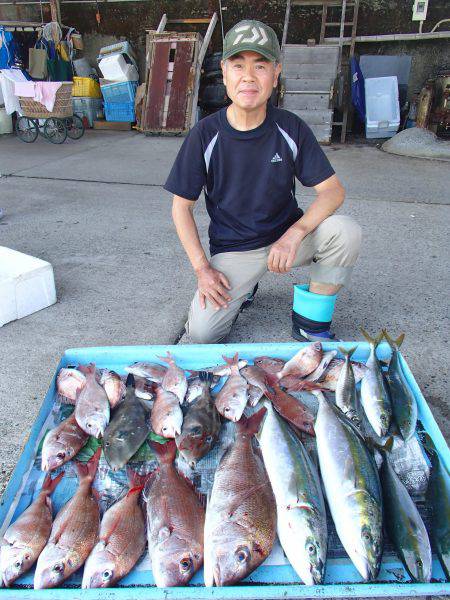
left=72, top=77, right=104, bottom=128
left=101, top=80, right=138, bottom=122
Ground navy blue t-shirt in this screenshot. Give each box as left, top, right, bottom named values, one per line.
left=164, top=104, right=335, bottom=256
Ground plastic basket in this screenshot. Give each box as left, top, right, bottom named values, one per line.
left=18, top=82, right=73, bottom=119
left=72, top=97, right=104, bottom=127
left=100, top=80, right=138, bottom=103
left=104, top=101, right=135, bottom=122
left=72, top=76, right=101, bottom=98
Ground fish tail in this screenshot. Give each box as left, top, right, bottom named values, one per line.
left=77, top=363, right=96, bottom=377
left=421, top=432, right=438, bottom=456
left=222, top=352, right=238, bottom=367
left=360, top=328, right=383, bottom=348
left=382, top=329, right=405, bottom=350
left=41, top=471, right=65, bottom=495
left=125, top=373, right=135, bottom=389
left=198, top=370, right=214, bottom=384
left=150, top=440, right=177, bottom=464
left=74, top=447, right=101, bottom=483
left=237, top=407, right=267, bottom=435
left=338, top=345, right=358, bottom=360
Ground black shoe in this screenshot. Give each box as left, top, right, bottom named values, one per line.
left=240, top=283, right=259, bottom=311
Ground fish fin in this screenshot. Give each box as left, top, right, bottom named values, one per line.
left=41, top=471, right=64, bottom=495
left=142, top=469, right=159, bottom=502
left=187, top=369, right=199, bottom=378
left=420, top=432, right=438, bottom=456
left=92, top=487, right=101, bottom=502
left=198, top=370, right=214, bottom=384
left=158, top=525, right=171, bottom=543
left=178, top=472, right=206, bottom=507
left=382, top=329, right=405, bottom=350
left=74, top=447, right=101, bottom=483
left=236, top=407, right=267, bottom=436
left=77, top=363, right=96, bottom=377
left=369, top=436, right=395, bottom=455
left=125, top=373, right=135, bottom=388
left=222, top=352, right=238, bottom=367
left=150, top=440, right=177, bottom=464
left=338, top=346, right=358, bottom=360
left=127, top=468, right=150, bottom=491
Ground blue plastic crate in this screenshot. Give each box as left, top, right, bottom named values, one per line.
left=104, top=101, right=135, bottom=122
left=0, top=341, right=449, bottom=598
left=101, top=80, right=138, bottom=103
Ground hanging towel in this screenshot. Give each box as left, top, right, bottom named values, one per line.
left=14, top=80, right=35, bottom=97
left=0, top=68, right=28, bottom=114
left=34, top=81, right=62, bottom=111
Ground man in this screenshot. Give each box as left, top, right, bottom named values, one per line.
left=165, top=19, right=361, bottom=343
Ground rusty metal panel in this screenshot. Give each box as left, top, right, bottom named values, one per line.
left=144, top=41, right=170, bottom=131
left=166, top=41, right=195, bottom=130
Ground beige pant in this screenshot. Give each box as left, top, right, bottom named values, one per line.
left=186, top=214, right=362, bottom=344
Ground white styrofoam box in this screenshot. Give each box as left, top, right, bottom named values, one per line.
left=98, top=55, right=138, bottom=82
left=0, top=108, right=13, bottom=134
left=365, top=76, right=400, bottom=139
left=0, top=247, right=56, bottom=327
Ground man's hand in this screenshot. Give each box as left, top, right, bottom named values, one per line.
left=267, top=227, right=305, bottom=273
left=196, top=265, right=232, bottom=310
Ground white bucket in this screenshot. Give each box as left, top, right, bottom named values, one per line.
left=0, top=107, right=13, bottom=134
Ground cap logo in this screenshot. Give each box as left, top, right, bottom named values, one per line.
left=232, top=25, right=269, bottom=46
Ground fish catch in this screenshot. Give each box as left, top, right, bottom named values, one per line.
left=253, top=356, right=286, bottom=375
left=56, top=368, right=86, bottom=402
left=34, top=450, right=101, bottom=589
left=215, top=354, right=248, bottom=422
left=193, top=360, right=248, bottom=377
left=204, top=409, right=276, bottom=587
left=145, top=441, right=205, bottom=587
left=240, top=365, right=269, bottom=406
left=176, top=372, right=221, bottom=468
left=423, top=433, right=450, bottom=579
left=383, top=330, right=417, bottom=441
left=185, top=373, right=220, bottom=404
left=315, top=391, right=383, bottom=581
left=134, top=376, right=155, bottom=400
left=151, top=387, right=183, bottom=438
left=125, top=362, right=167, bottom=384
left=103, top=374, right=151, bottom=471
left=304, top=350, right=338, bottom=382
left=360, top=329, right=392, bottom=438
left=82, top=470, right=147, bottom=588
left=158, top=352, right=188, bottom=404
left=335, top=346, right=362, bottom=425
left=0, top=472, right=64, bottom=587
left=75, top=364, right=110, bottom=438
left=258, top=402, right=327, bottom=584
left=98, top=369, right=125, bottom=409
left=264, top=375, right=315, bottom=436
left=41, top=413, right=89, bottom=472
left=277, top=343, right=322, bottom=380
left=380, top=438, right=431, bottom=582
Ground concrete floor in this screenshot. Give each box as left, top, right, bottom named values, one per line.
left=0, top=129, right=449, bottom=497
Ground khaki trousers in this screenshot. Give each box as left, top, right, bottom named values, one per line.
left=186, top=214, right=362, bottom=344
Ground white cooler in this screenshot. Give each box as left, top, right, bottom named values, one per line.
left=365, top=76, right=400, bottom=139
left=0, top=247, right=57, bottom=327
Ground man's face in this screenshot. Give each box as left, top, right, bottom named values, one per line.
left=221, top=50, right=282, bottom=111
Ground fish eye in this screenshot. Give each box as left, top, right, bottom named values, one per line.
left=179, top=557, right=192, bottom=573
left=53, top=563, right=64, bottom=573
left=362, top=531, right=372, bottom=542
left=56, top=451, right=65, bottom=460
left=235, top=546, right=250, bottom=564
left=105, top=441, right=110, bottom=447
left=307, top=543, right=316, bottom=555
left=14, top=560, right=21, bottom=568
left=224, top=407, right=230, bottom=413
left=206, top=435, right=213, bottom=443
left=162, top=426, right=167, bottom=432
left=416, top=559, right=423, bottom=567
left=87, top=423, right=92, bottom=429
left=102, top=569, right=112, bottom=581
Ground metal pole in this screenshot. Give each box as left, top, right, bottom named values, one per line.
left=218, top=0, right=225, bottom=42
left=49, top=0, right=61, bottom=23
left=281, top=0, right=291, bottom=47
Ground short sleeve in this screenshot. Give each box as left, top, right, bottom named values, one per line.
left=295, top=122, right=335, bottom=187
left=164, top=126, right=206, bottom=200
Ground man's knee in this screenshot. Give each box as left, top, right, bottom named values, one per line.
left=185, top=315, right=228, bottom=344
left=320, top=215, right=362, bottom=263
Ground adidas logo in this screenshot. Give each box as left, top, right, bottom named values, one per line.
left=271, top=153, right=282, bottom=163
